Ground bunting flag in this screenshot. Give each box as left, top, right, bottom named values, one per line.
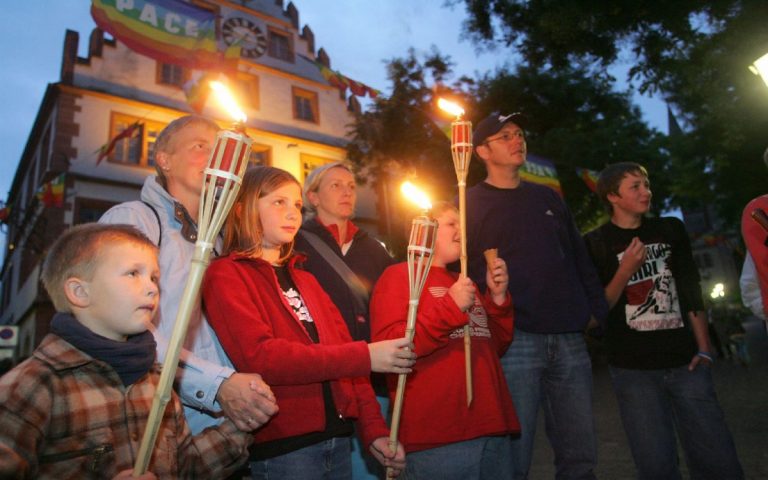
left=301, top=54, right=379, bottom=98
left=90, top=0, right=240, bottom=71
left=576, top=167, right=600, bottom=193
left=0, top=203, right=10, bottom=223
left=520, top=154, right=562, bottom=195
left=95, top=122, right=142, bottom=165
left=428, top=113, right=452, bottom=141
left=36, top=174, right=66, bottom=208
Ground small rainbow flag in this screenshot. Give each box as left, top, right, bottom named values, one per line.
left=36, top=174, right=66, bottom=208
left=91, top=0, right=239, bottom=71
left=521, top=154, right=562, bottom=195
left=576, top=167, right=600, bottom=193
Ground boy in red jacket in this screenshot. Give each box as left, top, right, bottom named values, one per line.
left=371, top=201, right=519, bottom=479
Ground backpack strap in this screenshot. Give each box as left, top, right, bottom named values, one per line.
left=141, top=201, right=162, bottom=247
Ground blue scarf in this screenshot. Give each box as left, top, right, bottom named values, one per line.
left=50, top=313, right=156, bottom=386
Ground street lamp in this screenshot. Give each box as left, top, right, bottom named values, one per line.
left=748, top=52, right=768, bottom=89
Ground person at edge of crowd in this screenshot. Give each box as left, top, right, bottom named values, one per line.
left=739, top=147, right=768, bottom=321
left=583, top=162, right=744, bottom=480
left=0, top=224, right=252, bottom=479
left=201, top=166, right=415, bottom=479
left=370, top=201, right=519, bottom=479
left=100, top=115, right=278, bottom=437
left=295, top=162, right=396, bottom=479
left=465, top=112, right=609, bottom=480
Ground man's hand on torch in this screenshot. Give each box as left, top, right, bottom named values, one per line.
left=368, top=338, right=417, bottom=374
left=486, top=258, right=510, bottom=306
left=449, top=277, right=476, bottom=312
left=369, top=436, right=406, bottom=478
left=216, top=373, right=278, bottom=431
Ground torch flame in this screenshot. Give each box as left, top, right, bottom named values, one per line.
left=210, top=81, right=247, bottom=123
left=401, top=181, right=432, bottom=211
left=438, top=98, right=465, bottom=118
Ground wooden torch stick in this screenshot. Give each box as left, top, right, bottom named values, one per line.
left=387, top=213, right=437, bottom=479
left=450, top=115, right=474, bottom=406
left=133, top=126, right=251, bottom=475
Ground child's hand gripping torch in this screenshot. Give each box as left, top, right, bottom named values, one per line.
left=438, top=98, right=473, bottom=406
left=386, top=182, right=437, bottom=479
left=134, top=82, right=252, bottom=475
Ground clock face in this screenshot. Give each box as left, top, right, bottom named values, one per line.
left=222, top=17, right=267, bottom=59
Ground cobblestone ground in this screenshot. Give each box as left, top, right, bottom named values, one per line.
left=528, top=316, right=768, bottom=479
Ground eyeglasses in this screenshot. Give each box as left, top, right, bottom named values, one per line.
left=484, top=130, right=525, bottom=145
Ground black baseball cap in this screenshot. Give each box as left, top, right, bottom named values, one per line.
left=473, top=112, right=526, bottom=146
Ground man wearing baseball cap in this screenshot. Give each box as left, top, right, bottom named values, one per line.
left=465, top=113, right=608, bottom=479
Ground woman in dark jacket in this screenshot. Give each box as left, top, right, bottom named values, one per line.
left=296, top=162, right=395, bottom=342
left=295, top=162, right=395, bottom=479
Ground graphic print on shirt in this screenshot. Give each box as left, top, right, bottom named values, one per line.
left=282, top=287, right=314, bottom=323
left=619, top=241, right=683, bottom=331
left=428, top=286, right=491, bottom=339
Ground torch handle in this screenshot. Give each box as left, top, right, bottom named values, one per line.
left=457, top=184, right=473, bottom=407
left=387, top=301, right=419, bottom=478
left=133, top=247, right=212, bottom=475
left=752, top=209, right=768, bottom=234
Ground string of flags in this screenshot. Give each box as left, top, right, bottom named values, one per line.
left=300, top=55, right=381, bottom=99
left=95, top=122, right=142, bottom=165
left=576, top=168, right=600, bottom=193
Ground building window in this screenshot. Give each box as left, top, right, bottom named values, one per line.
left=268, top=28, right=293, bottom=62
left=235, top=74, right=260, bottom=110
left=250, top=144, right=271, bottom=166
left=74, top=198, right=117, bottom=224
left=156, top=62, right=187, bottom=88
left=292, top=87, right=319, bottom=123
left=300, top=154, right=334, bottom=184
left=108, top=113, right=166, bottom=167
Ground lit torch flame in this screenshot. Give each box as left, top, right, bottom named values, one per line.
left=438, top=98, right=465, bottom=119
left=210, top=81, right=247, bottom=123
left=401, top=181, right=432, bottom=212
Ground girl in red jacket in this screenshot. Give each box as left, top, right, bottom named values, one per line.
left=370, top=201, right=519, bottom=479
left=202, top=166, right=414, bottom=479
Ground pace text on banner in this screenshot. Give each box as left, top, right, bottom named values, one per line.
left=91, top=0, right=239, bottom=70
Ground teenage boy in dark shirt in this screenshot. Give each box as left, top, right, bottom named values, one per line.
left=583, top=162, right=743, bottom=480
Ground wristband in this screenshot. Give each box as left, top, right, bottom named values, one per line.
left=697, top=351, right=714, bottom=362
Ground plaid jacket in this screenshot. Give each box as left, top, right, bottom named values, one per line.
left=0, top=334, right=250, bottom=479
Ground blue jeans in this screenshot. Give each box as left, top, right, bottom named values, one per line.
left=403, top=436, right=513, bottom=480
left=501, top=329, right=597, bottom=479
left=250, top=437, right=353, bottom=480
left=609, top=364, right=743, bottom=480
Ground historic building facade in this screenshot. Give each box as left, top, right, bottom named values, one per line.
left=0, top=0, right=378, bottom=361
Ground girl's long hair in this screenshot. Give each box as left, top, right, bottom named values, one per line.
left=222, top=166, right=301, bottom=263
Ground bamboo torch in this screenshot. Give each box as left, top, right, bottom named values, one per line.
left=386, top=181, right=437, bottom=479
left=438, top=98, right=473, bottom=406
left=133, top=82, right=252, bottom=475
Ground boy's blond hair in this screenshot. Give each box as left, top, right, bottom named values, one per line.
left=41, top=223, right=157, bottom=312
left=431, top=201, right=459, bottom=219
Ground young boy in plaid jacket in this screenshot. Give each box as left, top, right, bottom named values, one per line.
left=0, top=224, right=251, bottom=479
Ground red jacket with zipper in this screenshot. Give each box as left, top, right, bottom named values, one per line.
left=202, top=253, right=389, bottom=448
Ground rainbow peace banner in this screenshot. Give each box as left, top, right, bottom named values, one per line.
left=521, top=154, right=562, bottom=195
left=91, top=0, right=239, bottom=71
left=576, top=167, right=600, bottom=193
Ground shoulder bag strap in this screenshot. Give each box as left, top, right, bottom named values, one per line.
left=298, top=229, right=370, bottom=313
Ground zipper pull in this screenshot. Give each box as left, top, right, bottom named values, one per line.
left=89, top=444, right=114, bottom=472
